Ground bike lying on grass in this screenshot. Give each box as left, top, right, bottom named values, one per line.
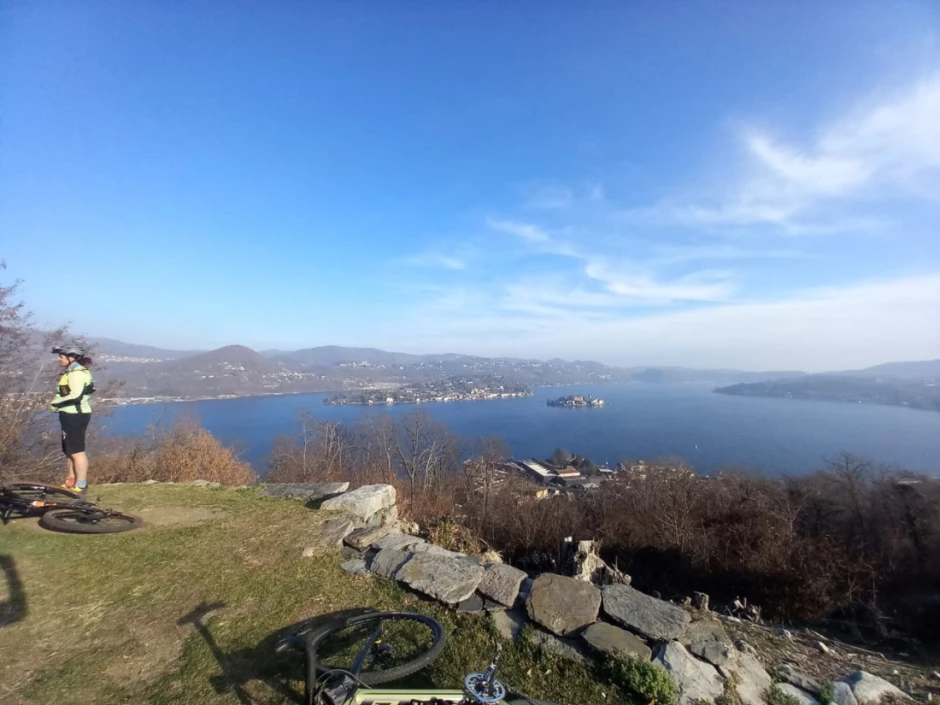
left=274, top=609, right=556, bottom=705
left=0, top=483, right=143, bottom=534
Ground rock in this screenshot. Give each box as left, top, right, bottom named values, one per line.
left=526, top=628, right=592, bottom=665
left=344, top=524, right=396, bottom=551
left=482, top=598, right=505, bottom=612
left=364, top=504, right=399, bottom=529
left=258, top=482, right=349, bottom=500
left=582, top=622, right=652, bottom=661
left=840, top=672, right=909, bottom=705
left=559, top=538, right=631, bottom=586
left=517, top=577, right=533, bottom=603
left=680, top=618, right=734, bottom=667
left=776, top=665, right=822, bottom=694
left=369, top=547, right=413, bottom=579
left=302, top=546, right=316, bottom=558
left=720, top=653, right=772, bottom=705
left=693, top=592, right=710, bottom=611
left=654, top=642, right=724, bottom=705
left=371, top=533, right=425, bottom=551
left=526, top=573, right=601, bottom=637
left=320, top=484, right=395, bottom=523
left=735, top=639, right=758, bottom=656
left=831, top=682, right=859, bottom=705
left=477, top=564, right=527, bottom=607
left=774, top=684, right=820, bottom=705
left=395, top=551, right=485, bottom=605
left=492, top=609, right=527, bottom=642
left=456, top=595, right=485, bottom=613
left=779, top=628, right=794, bottom=641
left=143, top=479, right=160, bottom=484
left=603, top=584, right=691, bottom=641
left=190, top=479, right=222, bottom=488
left=318, top=516, right=357, bottom=546
left=410, top=543, right=455, bottom=557
left=341, top=559, right=370, bottom=577
left=340, top=546, right=364, bottom=560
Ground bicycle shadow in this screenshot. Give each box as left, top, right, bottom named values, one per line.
left=178, top=602, right=376, bottom=704
left=0, top=554, right=27, bottom=627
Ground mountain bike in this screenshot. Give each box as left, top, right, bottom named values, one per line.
left=0, top=483, right=143, bottom=534
left=274, top=609, right=556, bottom=705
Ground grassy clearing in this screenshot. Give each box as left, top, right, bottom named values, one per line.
left=0, top=484, right=631, bottom=705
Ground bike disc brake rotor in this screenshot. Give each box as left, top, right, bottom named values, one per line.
left=464, top=673, right=507, bottom=704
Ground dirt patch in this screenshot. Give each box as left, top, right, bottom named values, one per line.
left=136, top=507, right=222, bottom=528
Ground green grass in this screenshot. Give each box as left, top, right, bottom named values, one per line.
left=0, top=484, right=635, bottom=705
left=767, top=685, right=802, bottom=705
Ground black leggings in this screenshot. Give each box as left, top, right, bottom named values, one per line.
left=60, top=413, right=91, bottom=455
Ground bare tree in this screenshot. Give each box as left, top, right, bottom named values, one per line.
left=0, top=266, right=68, bottom=480
left=395, top=410, right=459, bottom=507
left=464, top=436, right=508, bottom=539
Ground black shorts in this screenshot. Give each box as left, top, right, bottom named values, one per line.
left=59, top=413, right=91, bottom=455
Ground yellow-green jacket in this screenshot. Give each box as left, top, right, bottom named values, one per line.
left=51, top=364, right=94, bottom=414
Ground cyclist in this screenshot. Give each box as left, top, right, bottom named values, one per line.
left=50, top=344, right=96, bottom=494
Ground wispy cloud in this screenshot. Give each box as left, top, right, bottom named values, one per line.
left=583, top=260, right=735, bottom=303
left=387, top=74, right=939, bottom=369
left=399, top=250, right=467, bottom=270
left=487, top=218, right=550, bottom=242
left=634, top=73, right=940, bottom=232
left=394, top=273, right=940, bottom=371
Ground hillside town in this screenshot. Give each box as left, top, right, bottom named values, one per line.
left=325, top=376, right=533, bottom=405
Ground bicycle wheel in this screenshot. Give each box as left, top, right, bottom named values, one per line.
left=305, top=611, right=446, bottom=687
left=5, top=483, right=79, bottom=502
left=39, top=508, right=143, bottom=534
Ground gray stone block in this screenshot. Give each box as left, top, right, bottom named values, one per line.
left=603, top=584, right=691, bottom=641
left=526, top=573, right=601, bottom=637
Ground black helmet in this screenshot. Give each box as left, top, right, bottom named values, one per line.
left=52, top=343, right=85, bottom=357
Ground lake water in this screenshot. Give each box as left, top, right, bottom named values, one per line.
left=104, top=383, right=940, bottom=476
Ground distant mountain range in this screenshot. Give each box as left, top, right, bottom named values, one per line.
left=85, top=336, right=939, bottom=410
left=715, top=360, right=940, bottom=413
left=86, top=337, right=808, bottom=401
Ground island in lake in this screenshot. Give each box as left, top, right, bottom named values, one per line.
left=547, top=394, right=606, bottom=408
left=714, top=375, right=940, bottom=412
left=326, top=376, right=532, bottom=406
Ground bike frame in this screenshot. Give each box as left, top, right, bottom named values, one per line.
left=0, top=485, right=100, bottom=524
left=349, top=690, right=508, bottom=704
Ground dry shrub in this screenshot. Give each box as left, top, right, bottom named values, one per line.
left=459, top=455, right=940, bottom=641
left=426, top=515, right=482, bottom=554
left=93, top=421, right=256, bottom=486
left=148, top=422, right=256, bottom=485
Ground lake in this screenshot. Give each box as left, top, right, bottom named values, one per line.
left=103, top=383, right=940, bottom=476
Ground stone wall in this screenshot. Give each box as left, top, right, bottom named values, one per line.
left=264, top=481, right=913, bottom=705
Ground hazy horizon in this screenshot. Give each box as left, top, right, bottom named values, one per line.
left=86, top=333, right=938, bottom=375
left=3, top=3, right=939, bottom=370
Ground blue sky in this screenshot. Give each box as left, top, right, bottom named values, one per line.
left=1, top=1, right=939, bottom=371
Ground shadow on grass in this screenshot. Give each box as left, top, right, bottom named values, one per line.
left=0, top=555, right=26, bottom=627
left=179, top=602, right=378, bottom=704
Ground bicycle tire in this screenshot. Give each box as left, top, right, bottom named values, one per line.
left=39, top=508, right=143, bottom=534
left=5, top=483, right=79, bottom=501
left=305, top=611, right=446, bottom=687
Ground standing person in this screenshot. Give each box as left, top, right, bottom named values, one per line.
left=50, top=344, right=95, bottom=494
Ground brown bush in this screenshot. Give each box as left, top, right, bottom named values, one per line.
left=93, top=421, right=257, bottom=486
